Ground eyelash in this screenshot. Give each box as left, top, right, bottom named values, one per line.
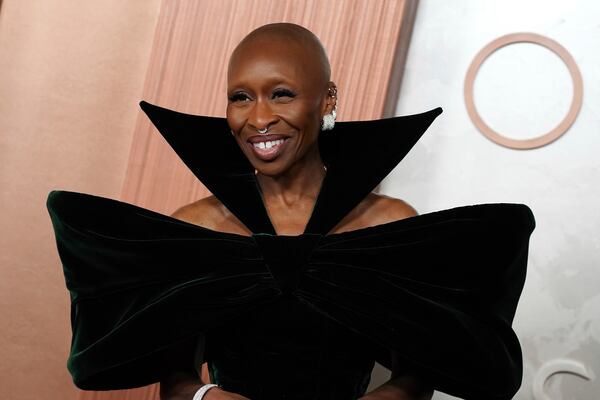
left=272, top=88, right=296, bottom=99
left=228, top=89, right=296, bottom=103
left=228, top=92, right=250, bottom=102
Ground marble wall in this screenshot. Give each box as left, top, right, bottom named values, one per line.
left=384, top=0, right=599, bottom=398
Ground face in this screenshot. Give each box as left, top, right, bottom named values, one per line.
left=226, top=38, right=335, bottom=176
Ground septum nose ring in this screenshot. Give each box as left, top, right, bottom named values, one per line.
left=257, top=127, right=268, bottom=134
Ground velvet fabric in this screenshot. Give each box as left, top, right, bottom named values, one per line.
left=47, top=102, right=535, bottom=399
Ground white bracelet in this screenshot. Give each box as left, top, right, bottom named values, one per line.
left=192, top=383, right=219, bottom=400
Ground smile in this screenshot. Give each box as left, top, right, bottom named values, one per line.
left=252, top=139, right=285, bottom=149
left=247, top=136, right=290, bottom=161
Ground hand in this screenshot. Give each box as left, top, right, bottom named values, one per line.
left=204, top=387, right=251, bottom=400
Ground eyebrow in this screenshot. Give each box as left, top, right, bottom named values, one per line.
left=227, top=77, right=299, bottom=93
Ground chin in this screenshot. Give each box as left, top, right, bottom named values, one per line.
left=253, top=163, right=287, bottom=177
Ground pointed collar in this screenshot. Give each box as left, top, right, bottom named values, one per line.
left=139, top=101, right=442, bottom=235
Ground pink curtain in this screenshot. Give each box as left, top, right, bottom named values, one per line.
left=121, top=0, right=418, bottom=214
left=82, top=1, right=418, bottom=399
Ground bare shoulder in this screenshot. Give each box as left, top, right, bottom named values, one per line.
left=331, top=192, right=417, bottom=234
left=170, top=195, right=222, bottom=228
left=171, top=195, right=252, bottom=235
left=365, top=192, right=418, bottom=221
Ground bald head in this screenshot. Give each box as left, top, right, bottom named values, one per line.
left=228, top=23, right=331, bottom=87
left=225, top=24, right=338, bottom=177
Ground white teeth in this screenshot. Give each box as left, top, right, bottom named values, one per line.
left=253, top=139, right=285, bottom=150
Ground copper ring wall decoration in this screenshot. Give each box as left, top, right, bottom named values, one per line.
left=464, top=32, right=583, bottom=149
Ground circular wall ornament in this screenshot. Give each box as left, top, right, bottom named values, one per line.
left=464, top=32, right=583, bottom=149
left=532, top=358, right=591, bottom=400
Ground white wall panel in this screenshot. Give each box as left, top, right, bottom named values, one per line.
left=384, top=1, right=600, bottom=398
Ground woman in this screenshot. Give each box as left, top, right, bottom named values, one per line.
left=162, top=23, right=432, bottom=400
left=47, top=23, right=534, bottom=400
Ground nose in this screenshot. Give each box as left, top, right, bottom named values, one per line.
left=248, top=98, right=278, bottom=132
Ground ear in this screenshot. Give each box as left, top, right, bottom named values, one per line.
left=321, top=81, right=337, bottom=116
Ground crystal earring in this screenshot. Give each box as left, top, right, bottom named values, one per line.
left=321, top=107, right=337, bottom=131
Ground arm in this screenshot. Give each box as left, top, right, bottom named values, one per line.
left=158, top=333, right=208, bottom=400
left=160, top=370, right=203, bottom=400
left=361, top=351, right=432, bottom=400
left=358, top=198, right=433, bottom=399
left=160, top=368, right=431, bottom=400
left=161, top=208, right=250, bottom=400
left=160, top=370, right=250, bottom=400
left=359, top=373, right=433, bottom=400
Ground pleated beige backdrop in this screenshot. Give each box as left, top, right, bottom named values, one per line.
left=83, top=0, right=419, bottom=399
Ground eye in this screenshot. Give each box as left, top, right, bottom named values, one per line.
left=228, top=92, right=252, bottom=103
left=272, top=88, right=296, bottom=100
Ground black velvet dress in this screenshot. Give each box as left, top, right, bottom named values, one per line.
left=47, top=102, right=535, bottom=400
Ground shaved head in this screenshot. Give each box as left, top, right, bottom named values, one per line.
left=229, top=23, right=331, bottom=88
left=226, top=23, right=337, bottom=177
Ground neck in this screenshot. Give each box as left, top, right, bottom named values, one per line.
left=256, top=146, right=326, bottom=209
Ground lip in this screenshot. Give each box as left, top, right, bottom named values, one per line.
left=246, top=135, right=290, bottom=161
left=247, top=134, right=289, bottom=143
